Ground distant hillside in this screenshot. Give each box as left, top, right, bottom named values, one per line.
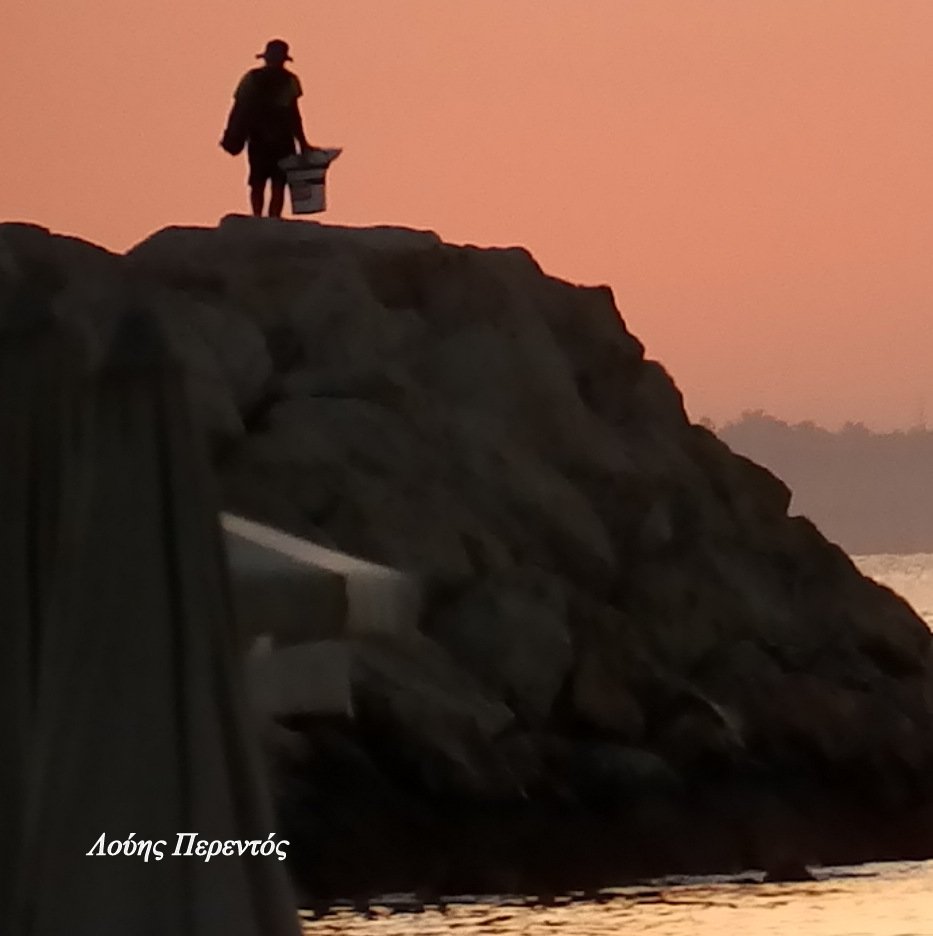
left=718, top=411, right=933, bottom=554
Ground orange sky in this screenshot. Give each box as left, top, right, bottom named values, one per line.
left=4, top=1, right=933, bottom=430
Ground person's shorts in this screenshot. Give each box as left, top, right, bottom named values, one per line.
left=247, top=139, right=295, bottom=187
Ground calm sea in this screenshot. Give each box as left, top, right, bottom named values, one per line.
left=300, top=861, right=933, bottom=935
left=853, top=553, right=933, bottom=629
left=300, top=555, right=933, bottom=936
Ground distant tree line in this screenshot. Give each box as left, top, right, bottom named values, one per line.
left=716, top=411, right=933, bottom=555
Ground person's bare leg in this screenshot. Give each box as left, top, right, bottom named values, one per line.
left=269, top=182, right=286, bottom=219
left=249, top=183, right=264, bottom=217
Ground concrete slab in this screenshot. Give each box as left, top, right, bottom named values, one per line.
left=225, top=532, right=348, bottom=645
left=247, top=639, right=353, bottom=719
left=222, top=513, right=421, bottom=639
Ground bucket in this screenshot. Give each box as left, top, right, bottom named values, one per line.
left=279, top=148, right=342, bottom=215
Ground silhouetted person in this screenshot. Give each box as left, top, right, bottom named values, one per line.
left=221, top=39, right=311, bottom=218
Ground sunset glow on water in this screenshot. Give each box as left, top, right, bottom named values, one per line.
left=854, top=554, right=933, bottom=629
left=300, top=861, right=933, bottom=935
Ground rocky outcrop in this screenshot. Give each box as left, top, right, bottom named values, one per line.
left=3, top=217, right=933, bottom=896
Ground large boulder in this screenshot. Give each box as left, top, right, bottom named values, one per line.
left=347, top=633, right=521, bottom=797
left=429, top=574, right=573, bottom=724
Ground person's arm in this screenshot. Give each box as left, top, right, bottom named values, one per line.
left=292, top=101, right=311, bottom=151
left=290, top=74, right=311, bottom=151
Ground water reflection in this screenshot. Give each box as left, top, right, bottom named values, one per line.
left=300, top=861, right=933, bottom=935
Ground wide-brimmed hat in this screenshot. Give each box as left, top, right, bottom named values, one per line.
left=257, top=39, right=292, bottom=61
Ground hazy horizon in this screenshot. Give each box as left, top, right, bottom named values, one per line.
left=710, top=409, right=933, bottom=434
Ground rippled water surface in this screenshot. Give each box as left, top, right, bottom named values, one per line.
left=301, top=862, right=933, bottom=936
left=854, top=553, right=933, bottom=628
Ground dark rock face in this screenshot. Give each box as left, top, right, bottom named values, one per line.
left=3, top=217, right=933, bottom=896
